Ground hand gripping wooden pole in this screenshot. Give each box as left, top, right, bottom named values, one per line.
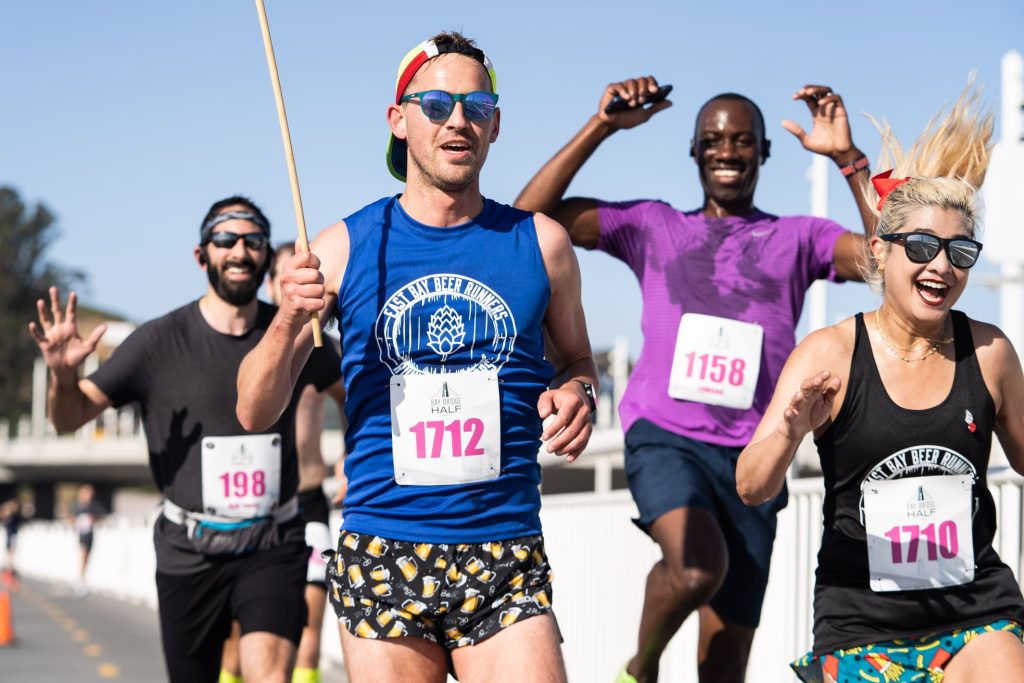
left=254, top=0, right=323, bottom=347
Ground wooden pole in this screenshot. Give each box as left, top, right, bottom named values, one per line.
left=254, top=0, right=323, bottom=347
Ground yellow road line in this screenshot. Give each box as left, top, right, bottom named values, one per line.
left=22, top=585, right=124, bottom=678
left=97, top=662, right=120, bottom=679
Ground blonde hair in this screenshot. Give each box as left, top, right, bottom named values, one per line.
left=863, top=77, right=994, bottom=291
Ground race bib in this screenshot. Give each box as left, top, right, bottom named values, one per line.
left=200, top=434, right=281, bottom=518
left=75, top=513, right=93, bottom=534
left=863, top=474, right=974, bottom=592
left=390, top=371, right=501, bottom=486
left=305, top=521, right=331, bottom=583
left=668, top=314, right=764, bottom=410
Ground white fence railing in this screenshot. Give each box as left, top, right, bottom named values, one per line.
left=5, top=470, right=1024, bottom=681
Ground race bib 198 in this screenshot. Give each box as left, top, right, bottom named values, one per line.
left=200, top=434, right=281, bottom=518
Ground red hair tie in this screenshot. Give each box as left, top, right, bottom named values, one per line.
left=872, top=169, right=910, bottom=210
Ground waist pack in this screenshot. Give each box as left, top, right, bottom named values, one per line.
left=163, top=497, right=298, bottom=556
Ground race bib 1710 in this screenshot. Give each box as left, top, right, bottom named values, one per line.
left=863, top=474, right=974, bottom=592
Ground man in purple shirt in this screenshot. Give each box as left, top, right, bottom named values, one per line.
left=516, top=77, right=875, bottom=682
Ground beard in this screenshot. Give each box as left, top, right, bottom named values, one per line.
left=206, top=254, right=269, bottom=306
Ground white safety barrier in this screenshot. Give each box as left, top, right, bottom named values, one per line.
left=8, top=471, right=1024, bottom=681
left=7, top=512, right=159, bottom=608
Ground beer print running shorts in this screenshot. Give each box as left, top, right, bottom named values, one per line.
left=325, top=531, right=556, bottom=648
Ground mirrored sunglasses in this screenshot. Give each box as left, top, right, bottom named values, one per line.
left=400, top=90, right=499, bottom=121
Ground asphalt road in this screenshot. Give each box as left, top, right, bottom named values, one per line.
left=0, top=577, right=348, bottom=682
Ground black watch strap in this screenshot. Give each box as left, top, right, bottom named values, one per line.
left=573, top=379, right=597, bottom=417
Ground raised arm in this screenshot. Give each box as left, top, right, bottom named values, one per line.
left=514, top=76, right=672, bottom=249
left=783, top=85, right=876, bottom=281
left=533, top=213, right=599, bottom=463
left=736, top=325, right=849, bottom=505
left=237, top=222, right=349, bottom=432
left=28, top=287, right=111, bottom=433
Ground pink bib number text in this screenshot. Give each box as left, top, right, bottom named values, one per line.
left=409, top=419, right=485, bottom=459
left=883, top=521, right=959, bottom=563
left=683, top=353, right=746, bottom=386
left=219, top=470, right=267, bottom=498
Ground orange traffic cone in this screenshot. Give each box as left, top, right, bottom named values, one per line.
left=1, top=568, right=18, bottom=592
left=0, top=589, right=14, bottom=646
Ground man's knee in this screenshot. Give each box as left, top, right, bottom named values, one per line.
left=651, top=507, right=730, bottom=606
left=239, top=631, right=297, bottom=683
left=658, top=562, right=726, bottom=606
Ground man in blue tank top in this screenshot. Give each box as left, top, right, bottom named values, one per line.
left=237, top=31, right=599, bottom=683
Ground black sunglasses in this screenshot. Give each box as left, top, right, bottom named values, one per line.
left=204, top=231, right=268, bottom=250
left=879, top=232, right=983, bottom=270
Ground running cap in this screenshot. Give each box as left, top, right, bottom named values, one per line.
left=387, top=36, right=498, bottom=182
left=200, top=210, right=270, bottom=243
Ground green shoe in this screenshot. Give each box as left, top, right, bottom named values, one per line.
left=615, top=666, right=639, bottom=683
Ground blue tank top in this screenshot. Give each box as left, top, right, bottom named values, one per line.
left=338, top=196, right=553, bottom=542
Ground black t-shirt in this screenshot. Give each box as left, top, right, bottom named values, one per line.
left=89, top=300, right=341, bottom=573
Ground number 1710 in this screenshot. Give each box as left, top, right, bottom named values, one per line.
left=883, top=521, right=959, bottom=563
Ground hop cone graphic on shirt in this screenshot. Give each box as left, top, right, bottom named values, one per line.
left=426, top=305, right=466, bottom=360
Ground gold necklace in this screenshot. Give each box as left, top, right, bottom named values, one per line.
left=874, top=309, right=953, bottom=363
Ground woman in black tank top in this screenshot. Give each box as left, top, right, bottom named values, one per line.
left=736, top=86, right=1024, bottom=681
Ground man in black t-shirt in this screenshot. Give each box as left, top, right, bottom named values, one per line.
left=28, top=196, right=344, bottom=683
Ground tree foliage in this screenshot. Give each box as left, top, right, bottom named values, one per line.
left=0, top=186, right=83, bottom=429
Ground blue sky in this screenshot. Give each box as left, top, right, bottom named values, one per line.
left=4, top=1, right=1022, bottom=354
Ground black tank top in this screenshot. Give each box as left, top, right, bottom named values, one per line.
left=811, top=311, right=1024, bottom=654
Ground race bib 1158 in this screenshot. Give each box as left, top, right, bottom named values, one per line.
left=668, top=313, right=763, bottom=410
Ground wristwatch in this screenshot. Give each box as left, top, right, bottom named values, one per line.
left=573, top=380, right=598, bottom=421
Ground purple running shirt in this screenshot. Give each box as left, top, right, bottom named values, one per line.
left=597, top=200, right=847, bottom=447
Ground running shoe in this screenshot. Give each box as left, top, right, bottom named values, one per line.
left=615, top=666, right=639, bottom=683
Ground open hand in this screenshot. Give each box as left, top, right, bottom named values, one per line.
left=777, top=370, right=841, bottom=442
left=28, top=287, right=105, bottom=373
left=782, top=85, right=858, bottom=163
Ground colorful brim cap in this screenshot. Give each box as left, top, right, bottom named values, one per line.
left=387, top=38, right=497, bottom=182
